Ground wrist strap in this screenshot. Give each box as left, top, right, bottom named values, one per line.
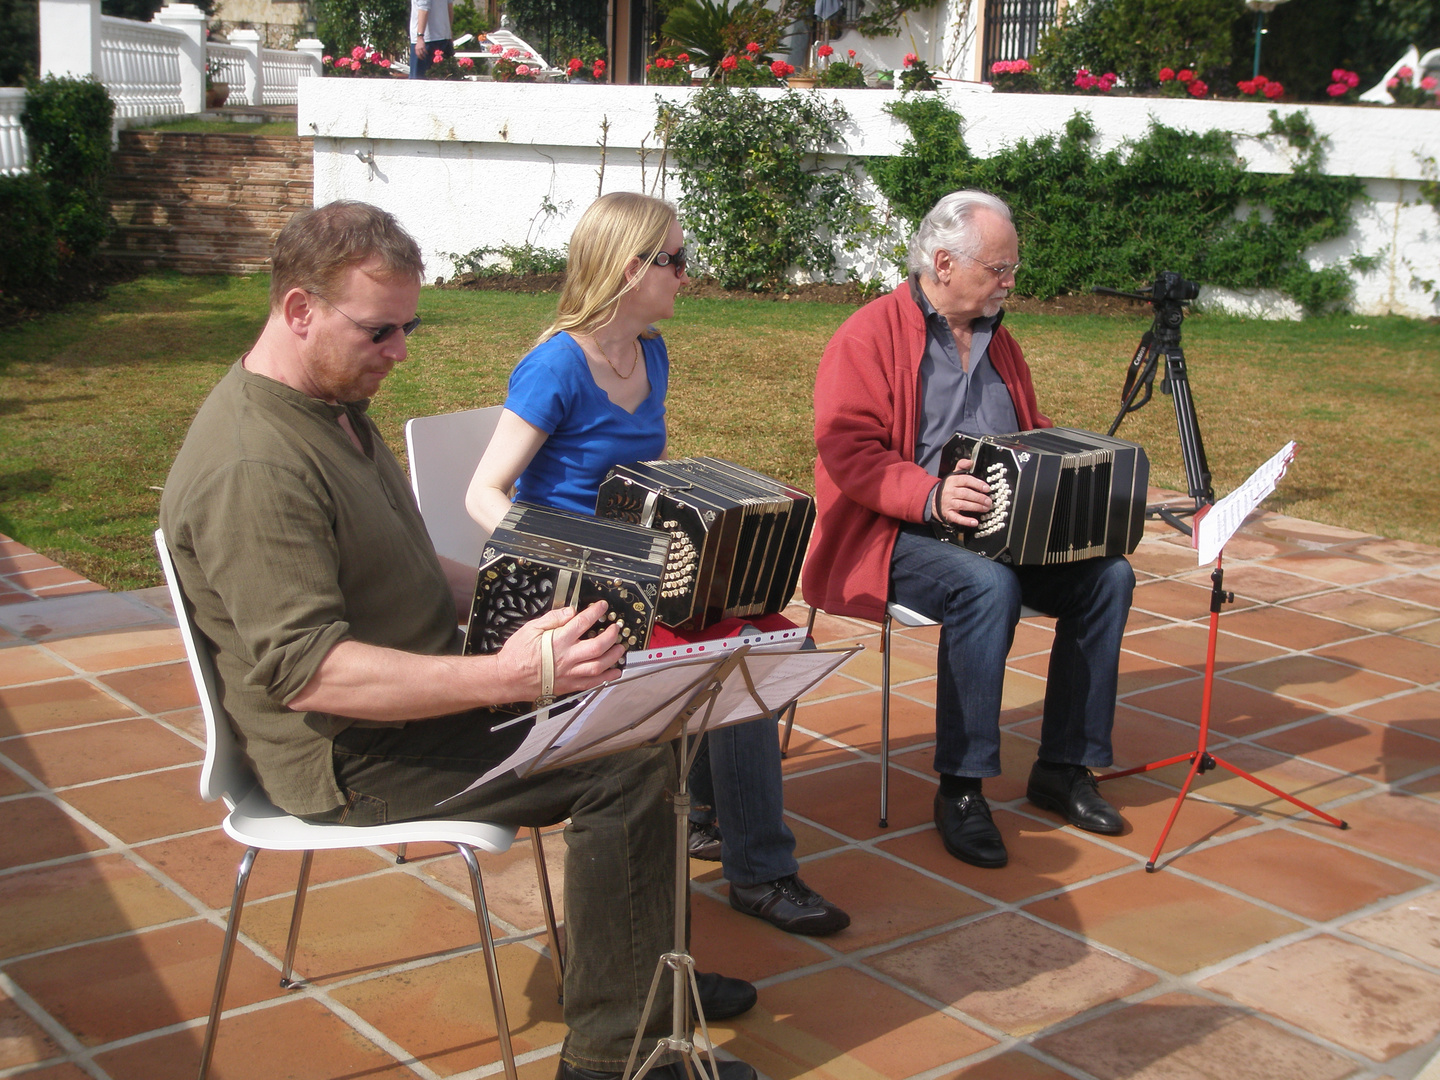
left=537, top=627, right=556, bottom=707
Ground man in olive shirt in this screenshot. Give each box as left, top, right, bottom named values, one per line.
left=159, top=201, right=755, bottom=1080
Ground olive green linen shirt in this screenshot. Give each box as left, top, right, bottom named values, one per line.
left=159, top=361, right=460, bottom=816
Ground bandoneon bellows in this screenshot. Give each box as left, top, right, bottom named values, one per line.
left=596, top=456, right=815, bottom=631
left=934, top=428, right=1149, bottom=565
left=463, top=502, right=671, bottom=656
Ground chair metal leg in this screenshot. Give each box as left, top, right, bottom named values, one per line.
left=880, top=612, right=893, bottom=828
left=394, top=843, right=409, bottom=863
left=778, top=605, right=819, bottom=758
left=198, top=846, right=259, bottom=1080
left=530, top=826, right=564, bottom=1002
left=279, top=850, right=315, bottom=988
left=456, top=843, right=519, bottom=1080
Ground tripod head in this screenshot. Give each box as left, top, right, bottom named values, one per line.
left=1093, top=272, right=1199, bottom=348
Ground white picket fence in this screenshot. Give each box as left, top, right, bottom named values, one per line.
left=0, top=88, right=28, bottom=175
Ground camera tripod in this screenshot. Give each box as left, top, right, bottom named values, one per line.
left=1093, top=273, right=1348, bottom=868
left=1097, top=272, right=1214, bottom=537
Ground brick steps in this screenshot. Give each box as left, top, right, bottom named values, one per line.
left=106, top=129, right=313, bottom=273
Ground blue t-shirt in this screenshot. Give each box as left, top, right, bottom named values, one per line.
left=505, top=331, right=669, bottom=514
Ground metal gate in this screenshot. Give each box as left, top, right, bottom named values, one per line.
left=980, top=0, right=1058, bottom=72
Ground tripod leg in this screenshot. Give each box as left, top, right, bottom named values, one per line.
left=1145, top=753, right=1205, bottom=872
left=1207, top=755, right=1348, bottom=829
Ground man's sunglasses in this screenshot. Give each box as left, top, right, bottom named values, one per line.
left=315, top=293, right=423, bottom=343
left=651, top=246, right=687, bottom=275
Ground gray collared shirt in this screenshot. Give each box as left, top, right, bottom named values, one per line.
left=910, top=274, right=1019, bottom=476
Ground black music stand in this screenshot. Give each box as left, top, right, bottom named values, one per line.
left=456, top=630, right=860, bottom=1080
left=1096, top=445, right=1348, bottom=869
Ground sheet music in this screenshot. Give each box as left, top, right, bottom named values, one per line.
left=449, top=639, right=859, bottom=795
left=1194, top=441, right=1296, bottom=566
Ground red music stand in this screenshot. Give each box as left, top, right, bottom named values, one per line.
left=1098, top=548, right=1348, bottom=871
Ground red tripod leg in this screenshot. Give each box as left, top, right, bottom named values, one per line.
left=1206, top=754, right=1348, bottom=829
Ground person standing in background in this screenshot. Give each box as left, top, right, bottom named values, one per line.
left=408, top=0, right=454, bottom=78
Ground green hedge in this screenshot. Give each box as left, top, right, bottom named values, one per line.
left=869, top=97, right=1368, bottom=313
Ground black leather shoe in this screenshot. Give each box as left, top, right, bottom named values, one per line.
left=694, top=970, right=757, bottom=1020
left=728, top=873, right=851, bottom=935
left=933, top=789, right=1008, bottom=867
left=1026, top=761, right=1124, bottom=835
left=688, top=820, right=723, bottom=862
left=558, top=1055, right=756, bottom=1080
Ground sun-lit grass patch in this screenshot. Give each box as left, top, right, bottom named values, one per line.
left=1, top=273, right=1436, bottom=590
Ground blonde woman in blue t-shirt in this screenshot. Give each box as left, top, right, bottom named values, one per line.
left=466, top=191, right=850, bottom=939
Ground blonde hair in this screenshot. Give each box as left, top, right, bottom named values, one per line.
left=539, top=192, right=678, bottom=346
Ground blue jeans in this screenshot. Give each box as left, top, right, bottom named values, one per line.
left=688, top=716, right=799, bottom=886
left=890, top=525, right=1134, bottom=778
left=408, top=37, right=453, bottom=78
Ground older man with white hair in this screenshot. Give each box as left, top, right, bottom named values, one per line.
left=804, top=189, right=1135, bottom=869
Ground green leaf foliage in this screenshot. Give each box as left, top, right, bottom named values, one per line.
left=315, top=0, right=409, bottom=60
left=869, top=97, right=1367, bottom=313
left=664, top=86, right=875, bottom=291
left=0, top=174, right=58, bottom=296
left=660, top=0, right=802, bottom=73
left=20, top=75, right=114, bottom=257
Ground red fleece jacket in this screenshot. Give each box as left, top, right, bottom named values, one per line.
left=802, top=283, right=1050, bottom=622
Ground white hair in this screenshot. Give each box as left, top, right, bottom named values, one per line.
left=906, top=190, right=1013, bottom=280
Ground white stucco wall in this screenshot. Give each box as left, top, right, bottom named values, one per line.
left=299, top=78, right=1440, bottom=318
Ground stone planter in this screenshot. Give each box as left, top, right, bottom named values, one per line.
left=205, top=83, right=229, bottom=108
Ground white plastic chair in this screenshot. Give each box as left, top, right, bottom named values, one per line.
left=405, top=404, right=505, bottom=567
left=782, top=599, right=1040, bottom=827
left=155, top=528, right=557, bottom=1080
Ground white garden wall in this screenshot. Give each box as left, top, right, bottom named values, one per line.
left=299, top=79, right=1440, bottom=318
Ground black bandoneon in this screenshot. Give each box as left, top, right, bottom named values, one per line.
left=595, top=456, right=815, bottom=631
left=934, top=427, right=1149, bottom=565
left=463, top=502, right=671, bottom=655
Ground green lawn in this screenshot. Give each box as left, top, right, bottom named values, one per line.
left=1, top=272, right=1436, bottom=590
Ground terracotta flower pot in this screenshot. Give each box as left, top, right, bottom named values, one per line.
left=206, top=83, right=229, bottom=108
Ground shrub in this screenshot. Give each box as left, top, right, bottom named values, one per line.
left=0, top=174, right=58, bottom=298
left=315, top=0, right=407, bottom=61
left=21, top=75, right=114, bottom=259
left=816, top=48, right=868, bottom=88
left=989, top=58, right=1039, bottom=92
left=663, top=86, right=876, bottom=289
left=444, top=242, right=568, bottom=278
left=869, top=97, right=1367, bottom=313
left=1032, top=0, right=1239, bottom=93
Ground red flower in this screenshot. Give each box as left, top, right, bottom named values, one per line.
left=380, top=58, right=392, bottom=68
left=903, top=52, right=918, bottom=67
left=1158, top=67, right=1174, bottom=81
left=817, top=44, right=833, bottom=58
left=568, top=57, right=582, bottom=72
left=746, top=41, right=761, bottom=54
left=1252, top=75, right=1268, bottom=87
left=350, top=46, right=365, bottom=59
left=770, top=59, right=788, bottom=77
left=646, top=62, right=653, bottom=70
left=1237, top=79, right=1255, bottom=94
left=1177, top=68, right=1194, bottom=82
left=1263, top=81, right=1282, bottom=98
left=1343, top=70, right=1360, bottom=88
left=678, top=52, right=690, bottom=62
left=592, top=59, right=606, bottom=75
left=720, top=55, right=738, bottom=71
left=1325, top=82, right=1347, bottom=96
left=1187, top=79, right=1207, bottom=97
left=848, top=49, right=855, bottom=58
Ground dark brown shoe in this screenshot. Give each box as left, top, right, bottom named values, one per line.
left=728, top=873, right=850, bottom=935
left=1027, top=761, right=1124, bottom=835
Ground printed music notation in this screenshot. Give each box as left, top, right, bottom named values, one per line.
left=1193, top=441, right=1297, bottom=566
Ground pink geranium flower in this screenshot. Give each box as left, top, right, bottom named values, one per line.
left=903, top=52, right=918, bottom=67
left=350, top=46, right=365, bottom=59
left=1397, top=66, right=1414, bottom=80
left=1422, top=76, right=1438, bottom=90
left=516, top=64, right=531, bottom=75
left=456, top=57, right=471, bottom=68
left=380, top=58, right=392, bottom=68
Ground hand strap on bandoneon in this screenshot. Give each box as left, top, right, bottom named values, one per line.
left=537, top=628, right=556, bottom=708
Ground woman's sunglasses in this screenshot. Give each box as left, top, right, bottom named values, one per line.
left=651, top=247, right=687, bottom=276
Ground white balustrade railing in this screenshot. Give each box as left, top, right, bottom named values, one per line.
left=206, top=41, right=249, bottom=106
left=262, top=48, right=320, bottom=105
left=0, top=88, right=29, bottom=175
left=100, top=14, right=186, bottom=118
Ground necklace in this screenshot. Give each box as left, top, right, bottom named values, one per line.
left=594, top=337, right=641, bottom=380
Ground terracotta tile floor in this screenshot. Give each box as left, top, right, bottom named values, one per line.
left=3, top=514, right=1440, bottom=1080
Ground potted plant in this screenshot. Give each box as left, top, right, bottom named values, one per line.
left=204, top=58, right=228, bottom=108
left=815, top=45, right=866, bottom=88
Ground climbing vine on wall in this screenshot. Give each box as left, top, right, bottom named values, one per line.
left=869, top=97, right=1370, bottom=313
